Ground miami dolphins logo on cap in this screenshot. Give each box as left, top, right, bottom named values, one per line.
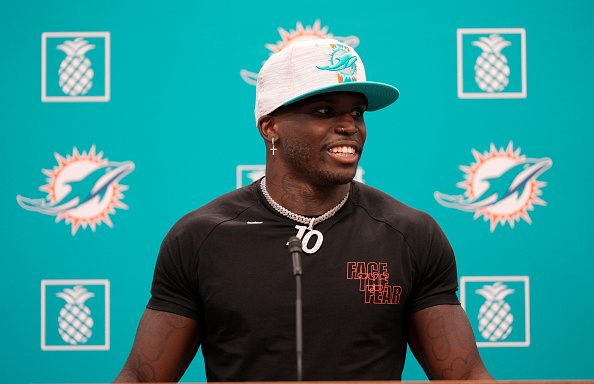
left=240, top=20, right=360, bottom=85
left=316, top=43, right=358, bottom=83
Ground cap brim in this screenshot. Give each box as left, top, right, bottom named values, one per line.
left=283, top=81, right=400, bottom=111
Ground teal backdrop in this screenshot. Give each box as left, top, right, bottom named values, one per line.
left=1, top=0, right=593, bottom=382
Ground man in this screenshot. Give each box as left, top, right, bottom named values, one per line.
left=114, top=39, right=493, bottom=382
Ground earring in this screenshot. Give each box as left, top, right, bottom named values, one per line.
left=270, top=137, right=277, bottom=156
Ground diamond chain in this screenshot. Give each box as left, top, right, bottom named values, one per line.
left=260, top=177, right=349, bottom=230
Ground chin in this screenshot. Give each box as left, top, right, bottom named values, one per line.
left=315, top=169, right=358, bottom=186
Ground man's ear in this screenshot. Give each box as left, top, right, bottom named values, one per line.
left=257, top=115, right=277, bottom=142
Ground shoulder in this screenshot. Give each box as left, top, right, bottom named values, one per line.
left=351, top=181, right=440, bottom=235
left=166, top=182, right=260, bottom=241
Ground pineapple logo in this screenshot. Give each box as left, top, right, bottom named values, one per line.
left=16, top=145, right=135, bottom=235
left=460, top=276, right=530, bottom=347
left=435, top=142, right=552, bottom=231
left=57, top=37, right=95, bottom=96
left=457, top=28, right=526, bottom=99
left=56, top=285, right=95, bottom=345
left=236, top=165, right=267, bottom=188
left=240, top=20, right=360, bottom=85
left=41, top=279, right=109, bottom=350
left=41, top=32, right=110, bottom=102
left=472, top=34, right=511, bottom=93
left=476, top=282, right=514, bottom=342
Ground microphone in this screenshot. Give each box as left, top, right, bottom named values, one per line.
left=288, top=236, right=303, bottom=276
left=287, top=236, right=303, bottom=381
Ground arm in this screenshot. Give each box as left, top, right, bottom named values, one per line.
left=408, top=304, right=493, bottom=380
left=113, top=308, right=201, bottom=383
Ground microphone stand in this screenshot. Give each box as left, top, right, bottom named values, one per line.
left=287, top=236, right=303, bottom=381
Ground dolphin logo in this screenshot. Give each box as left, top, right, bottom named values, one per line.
left=435, top=157, right=552, bottom=211
left=240, top=20, right=361, bottom=86
left=17, top=161, right=135, bottom=215
left=317, top=52, right=358, bottom=72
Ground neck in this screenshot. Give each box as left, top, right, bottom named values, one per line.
left=263, top=173, right=351, bottom=216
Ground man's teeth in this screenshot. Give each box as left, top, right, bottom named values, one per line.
left=329, top=146, right=356, bottom=157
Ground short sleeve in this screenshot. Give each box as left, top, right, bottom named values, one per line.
left=146, top=228, right=203, bottom=320
left=406, top=218, right=460, bottom=313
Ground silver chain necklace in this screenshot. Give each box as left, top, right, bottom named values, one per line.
left=260, top=177, right=349, bottom=230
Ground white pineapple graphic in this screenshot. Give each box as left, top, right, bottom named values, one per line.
left=472, top=34, right=511, bottom=93
left=247, top=169, right=266, bottom=183
left=56, top=37, right=95, bottom=96
left=475, top=282, right=514, bottom=341
left=56, top=285, right=95, bottom=345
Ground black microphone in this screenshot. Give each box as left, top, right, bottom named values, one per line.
left=288, top=236, right=303, bottom=276
left=287, top=236, right=303, bottom=381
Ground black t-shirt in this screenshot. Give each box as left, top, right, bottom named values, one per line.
left=147, top=180, right=459, bottom=381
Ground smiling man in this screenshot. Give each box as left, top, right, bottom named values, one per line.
left=114, top=39, right=493, bottom=382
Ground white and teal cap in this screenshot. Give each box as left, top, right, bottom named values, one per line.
left=255, top=38, right=399, bottom=123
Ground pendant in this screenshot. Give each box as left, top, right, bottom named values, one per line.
left=295, top=225, right=324, bottom=254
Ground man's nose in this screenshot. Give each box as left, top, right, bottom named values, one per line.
left=334, top=114, right=357, bottom=134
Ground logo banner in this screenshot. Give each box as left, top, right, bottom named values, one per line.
left=42, top=32, right=110, bottom=102
left=41, top=279, right=110, bottom=351
left=461, top=276, right=530, bottom=347
left=457, top=28, right=526, bottom=99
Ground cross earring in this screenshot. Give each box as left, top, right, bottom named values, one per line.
left=270, top=137, right=277, bottom=156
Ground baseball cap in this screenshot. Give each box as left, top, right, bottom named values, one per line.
left=255, top=38, right=399, bottom=123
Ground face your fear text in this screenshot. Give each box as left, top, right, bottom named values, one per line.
left=347, top=262, right=402, bottom=305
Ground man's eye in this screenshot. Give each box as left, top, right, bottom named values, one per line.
left=315, top=108, right=332, bottom=115
left=351, top=110, right=364, bottom=118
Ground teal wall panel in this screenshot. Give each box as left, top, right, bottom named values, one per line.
left=1, top=0, right=593, bottom=382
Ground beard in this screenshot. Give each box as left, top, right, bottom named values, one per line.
left=281, top=133, right=360, bottom=187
